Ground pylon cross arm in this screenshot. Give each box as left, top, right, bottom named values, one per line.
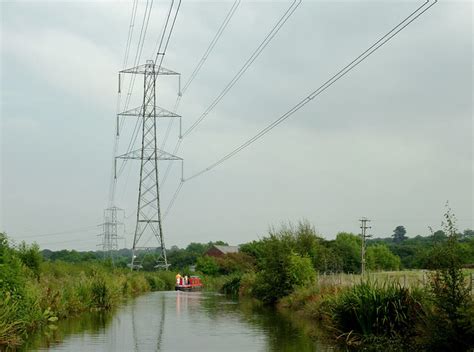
left=118, top=104, right=181, bottom=118
left=120, top=63, right=179, bottom=76
left=116, top=148, right=182, bottom=161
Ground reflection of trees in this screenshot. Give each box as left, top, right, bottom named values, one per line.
left=23, top=311, right=113, bottom=350
left=200, top=293, right=336, bottom=352
left=132, top=294, right=166, bottom=352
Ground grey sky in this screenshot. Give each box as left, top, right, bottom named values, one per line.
left=1, top=0, right=472, bottom=251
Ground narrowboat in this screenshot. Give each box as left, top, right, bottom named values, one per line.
left=175, top=275, right=203, bottom=291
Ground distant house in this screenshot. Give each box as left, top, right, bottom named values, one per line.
left=205, top=245, right=239, bottom=257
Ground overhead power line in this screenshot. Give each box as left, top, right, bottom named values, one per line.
left=182, top=0, right=302, bottom=138
left=115, top=0, right=180, bottom=182
left=182, top=0, right=241, bottom=95
left=160, top=0, right=241, bottom=151
left=108, top=0, right=154, bottom=206
left=184, top=0, right=437, bottom=182
left=108, top=0, right=141, bottom=206
left=12, top=225, right=98, bottom=239
left=159, top=0, right=301, bottom=189
left=162, top=0, right=438, bottom=218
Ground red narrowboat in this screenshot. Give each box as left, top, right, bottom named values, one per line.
left=175, top=275, right=203, bottom=291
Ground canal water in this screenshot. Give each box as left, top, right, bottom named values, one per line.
left=23, top=291, right=337, bottom=351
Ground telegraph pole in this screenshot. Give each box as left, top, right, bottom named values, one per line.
left=359, top=217, right=372, bottom=275
left=117, top=60, right=182, bottom=270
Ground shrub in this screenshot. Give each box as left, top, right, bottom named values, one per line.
left=366, top=244, right=401, bottom=271
left=196, top=256, right=219, bottom=276
left=327, top=281, right=425, bottom=348
left=16, top=242, right=43, bottom=280
left=423, top=207, right=474, bottom=351
left=90, top=276, right=111, bottom=309
left=214, top=252, right=255, bottom=275
left=220, top=275, right=242, bottom=296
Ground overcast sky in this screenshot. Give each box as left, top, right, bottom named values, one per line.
left=1, top=0, right=472, bottom=251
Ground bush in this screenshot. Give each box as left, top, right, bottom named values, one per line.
left=220, top=275, right=242, bottom=296
left=17, top=242, right=43, bottom=280
left=327, top=281, right=425, bottom=348
left=196, top=256, right=219, bottom=276
left=214, top=252, right=255, bottom=275
left=423, top=207, right=474, bottom=351
left=252, top=251, right=315, bottom=304
left=90, top=275, right=111, bottom=310
left=366, top=244, right=401, bottom=271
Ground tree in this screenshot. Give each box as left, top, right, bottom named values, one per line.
left=196, top=256, right=219, bottom=276
left=432, top=230, right=447, bottom=243
left=392, top=225, right=407, bottom=243
left=330, top=232, right=361, bottom=273
left=366, top=244, right=401, bottom=271
left=426, top=206, right=474, bottom=350
left=17, top=241, right=43, bottom=280
left=462, top=229, right=474, bottom=239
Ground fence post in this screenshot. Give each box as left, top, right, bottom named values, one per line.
left=471, top=273, right=473, bottom=294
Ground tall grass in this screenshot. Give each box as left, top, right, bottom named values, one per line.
left=0, top=261, right=176, bottom=349
left=327, top=281, right=425, bottom=344
left=279, top=279, right=429, bottom=350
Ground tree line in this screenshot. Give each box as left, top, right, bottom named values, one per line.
left=35, top=224, right=474, bottom=273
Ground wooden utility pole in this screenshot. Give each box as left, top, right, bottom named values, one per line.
left=359, top=217, right=372, bottom=275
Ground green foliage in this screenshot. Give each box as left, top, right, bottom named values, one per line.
left=287, top=253, right=316, bottom=287
left=424, top=206, right=474, bottom=351
left=0, top=234, right=175, bottom=349
left=90, top=275, right=111, bottom=310
left=220, top=275, right=242, bottom=296
left=331, top=232, right=362, bottom=273
left=214, top=252, right=255, bottom=275
left=0, top=234, right=26, bottom=300
left=196, top=256, right=219, bottom=276
left=327, top=281, right=425, bottom=348
left=249, top=224, right=317, bottom=304
left=392, top=225, right=407, bottom=243
left=366, top=244, right=401, bottom=271
left=17, top=241, right=43, bottom=280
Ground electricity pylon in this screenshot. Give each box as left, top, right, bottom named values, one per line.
left=98, top=206, right=124, bottom=262
left=117, top=60, right=181, bottom=270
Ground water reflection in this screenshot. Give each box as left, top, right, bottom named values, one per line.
left=131, top=293, right=165, bottom=352
left=25, top=292, right=336, bottom=352
left=21, top=311, right=113, bottom=351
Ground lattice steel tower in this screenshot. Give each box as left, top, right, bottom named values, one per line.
left=98, top=206, right=124, bottom=261
left=117, top=60, right=182, bottom=270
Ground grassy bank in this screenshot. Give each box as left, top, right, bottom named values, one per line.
left=211, top=215, right=474, bottom=351
left=278, top=275, right=474, bottom=351
left=0, top=236, right=176, bottom=349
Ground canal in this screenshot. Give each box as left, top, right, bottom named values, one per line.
left=23, top=291, right=337, bottom=351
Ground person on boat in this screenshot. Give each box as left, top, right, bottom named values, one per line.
left=184, top=275, right=188, bottom=285
left=176, top=273, right=181, bottom=285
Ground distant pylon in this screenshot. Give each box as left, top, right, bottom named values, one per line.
left=117, top=60, right=182, bottom=270
left=98, top=206, right=124, bottom=262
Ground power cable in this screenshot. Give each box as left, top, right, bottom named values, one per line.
left=163, top=0, right=438, bottom=218
left=184, top=0, right=437, bottom=182
left=182, top=0, right=301, bottom=138
left=12, top=226, right=99, bottom=239
left=109, top=0, right=154, bottom=206
left=117, top=0, right=182, bottom=218
left=160, top=0, right=301, bottom=188
left=107, top=0, right=140, bottom=206
left=160, top=0, right=241, bottom=152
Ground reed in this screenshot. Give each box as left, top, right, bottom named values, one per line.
left=0, top=260, right=177, bottom=349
